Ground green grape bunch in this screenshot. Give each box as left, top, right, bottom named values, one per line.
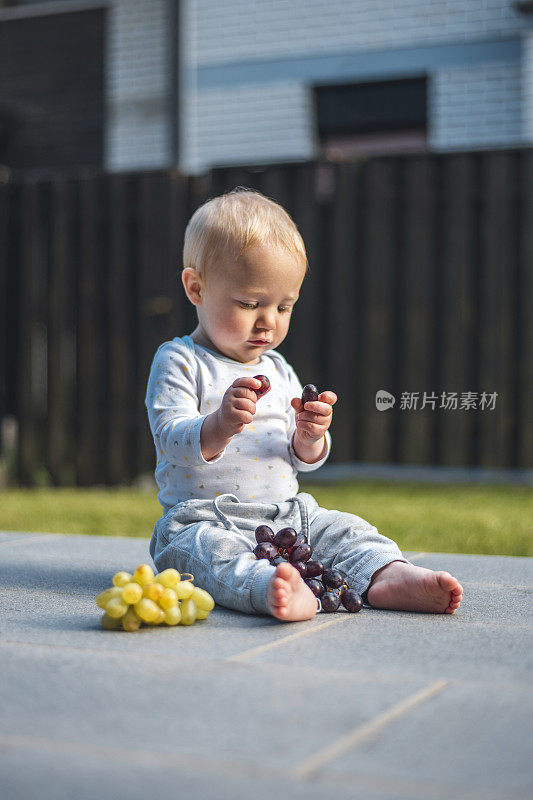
left=95, top=564, right=215, bottom=631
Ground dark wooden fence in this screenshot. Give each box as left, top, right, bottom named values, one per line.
left=1, top=149, right=532, bottom=485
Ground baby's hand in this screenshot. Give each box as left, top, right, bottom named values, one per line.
left=217, top=377, right=263, bottom=437
left=290, top=390, right=337, bottom=443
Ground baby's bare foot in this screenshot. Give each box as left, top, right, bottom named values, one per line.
left=367, top=560, right=463, bottom=614
left=267, top=562, right=318, bottom=621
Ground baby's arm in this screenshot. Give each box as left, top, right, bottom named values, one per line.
left=200, top=376, right=264, bottom=460
left=290, top=391, right=337, bottom=463
left=282, top=362, right=335, bottom=467
left=146, top=342, right=231, bottom=466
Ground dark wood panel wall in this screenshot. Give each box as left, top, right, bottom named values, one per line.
left=0, top=9, right=105, bottom=171
left=1, top=151, right=531, bottom=485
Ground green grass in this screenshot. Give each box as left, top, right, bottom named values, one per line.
left=0, top=488, right=162, bottom=538
left=300, top=481, right=532, bottom=557
left=0, top=481, right=531, bottom=556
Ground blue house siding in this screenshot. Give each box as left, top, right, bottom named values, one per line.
left=431, top=60, right=522, bottom=149
left=1, top=0, right=530, bottom=172
left=193, top=37, right=521, bottom=90
left=176, top=0, right=531, bottom=173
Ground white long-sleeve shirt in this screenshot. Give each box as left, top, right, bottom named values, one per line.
left=145, top=335, right=331, bottom=511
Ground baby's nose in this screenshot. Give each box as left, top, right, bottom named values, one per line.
left=256, top=309, right=275, bottom=329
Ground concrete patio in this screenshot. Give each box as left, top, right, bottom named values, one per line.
left=0, top=531, right=531, bottom=800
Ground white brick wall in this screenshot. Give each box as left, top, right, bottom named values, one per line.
left=105, top=0, right=172, bottom=170
left=524, top=29, right=533, bottom=143
left=181, top=83, right=315, bottom=173
left=103, top=0, right=533, bottom=173
left=430, top=61, right=522, bottom=149
left=190, top=0, right=524, bottom=66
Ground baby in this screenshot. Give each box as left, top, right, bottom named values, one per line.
left=145, top=188, right=463, bottom=621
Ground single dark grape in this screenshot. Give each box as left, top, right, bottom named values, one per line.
left=253, top=542, right=278, bottom=561
left=301, top=384, right=319, bottom=405
left=341, top=589, right=363, bottom=613
left=287, top=533, right=307, bottom=554
left=321, top=591, right=341, bottom=612
left=255, top=525, right=274, bottom=544
left=322, top=568, right=344, bottom=589
left=252, top=375, right=271, bottom=399
left=289, top=542, right=312, bottom=564
left=274, top=527, right=297, bottom=549
left=305, top=559, right=323, bottom=579
left=306, top=578, right=325, bottom=598
left=292, top=561, right=308, bottom=579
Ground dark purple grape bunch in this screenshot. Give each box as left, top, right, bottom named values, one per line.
left=253, top=525, right=312, bottom=577
left=253, top=525, right=362, bottom=614
left=320, top=569, right=363, bottom=613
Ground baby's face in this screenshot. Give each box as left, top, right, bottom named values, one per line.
left=194, top=245, right=305, bottom=364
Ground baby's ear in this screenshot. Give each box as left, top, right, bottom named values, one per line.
left=181, top=268, right=203, bottom=305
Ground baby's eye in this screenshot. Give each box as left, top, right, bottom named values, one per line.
left=238, top=301, right=258, bottom=309
left=278, top=306, right=292, bottom=313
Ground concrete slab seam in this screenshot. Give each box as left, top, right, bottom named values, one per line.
left=0, top=638, right=255, bottom=663
left=0, top=731, right=522, bottom=800
left=450, top=620, right=533, bottom=631
left=288, top=678, right=450, bottom=780
left=0, top=553, right=150, bottom=565
left=1, top=640, right=530, bottom=691
left=0, top=534, right=63, bottom=547
left=226, top=615, right=348, bottom=661
left=461, top=581, right=533, bottom=591
left=297, top=763, right=526, bottom=800
left=0, top=732, right=270, bottom=779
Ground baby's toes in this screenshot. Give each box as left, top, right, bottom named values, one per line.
left=275, top=590, right=288, bottom=604
left=446, top=604, right=460, bottom=614
left=437, top=571, right=458, bottom=591
left=275, top=562, right=300, bottom=589
left=285, top=571, right=300, bottom=592
left=445, top=595, right=462, bottom=614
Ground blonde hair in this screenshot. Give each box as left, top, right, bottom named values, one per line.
left=182, top=187, right=308, bottom=280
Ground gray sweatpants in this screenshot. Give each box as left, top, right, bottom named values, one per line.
left=149, top=492, right=408, bottom=616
